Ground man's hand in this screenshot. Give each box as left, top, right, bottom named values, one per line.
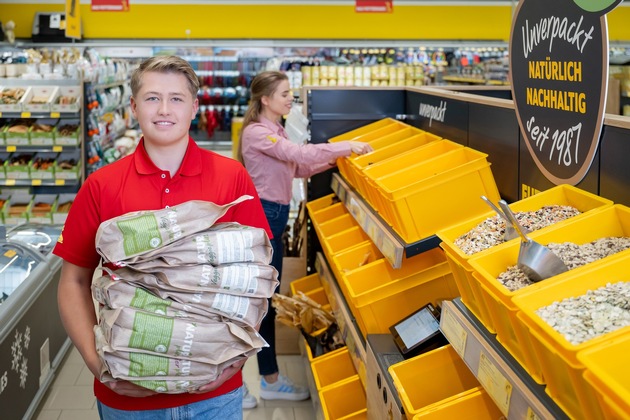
left=192, top=359, right=247, bottom=394
left=348, top=141, right=373, bottom=155
left=104, top=379, right=158, bottom=398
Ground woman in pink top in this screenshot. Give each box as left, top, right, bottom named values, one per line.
left=237, top=71, right=371, bottom=408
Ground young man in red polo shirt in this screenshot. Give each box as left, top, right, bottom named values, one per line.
left=53, top=55, right=271, bottom=419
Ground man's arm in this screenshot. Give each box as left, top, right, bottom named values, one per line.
left=58, top=261, right=101, bottom=377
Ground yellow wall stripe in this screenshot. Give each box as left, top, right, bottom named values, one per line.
left=1, top=4, right=628, bottom=42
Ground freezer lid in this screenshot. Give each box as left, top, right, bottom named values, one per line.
left=0, top=241, right=45, bottom=305
left=6, top=223, right=63, bottom=256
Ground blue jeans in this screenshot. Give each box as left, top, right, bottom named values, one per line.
left=96, top=387, right=242, bottom=420
left=257, top=199, right=290, bottom=376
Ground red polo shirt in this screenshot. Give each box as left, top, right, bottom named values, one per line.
left=53, top=137, right=271, bottom=411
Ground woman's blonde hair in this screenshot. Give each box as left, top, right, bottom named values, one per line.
left=131, top=55, right=200, bottom=98
left=236, top=71, right=289, bottom=164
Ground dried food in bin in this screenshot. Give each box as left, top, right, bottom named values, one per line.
left=536, top=281, right=630, bottom=345
left=7, top=119, right=32, bottom=133
left=9, top=153, right=34, bottom=166
left=455, top=205, right=581, bottom=255
left=56, top=124, right=79, bottom=136
left=0, top=87, right=26, bottom=104
left=33, top=156, right=55, bottom=170
left=498, top=237, right=630, bottom=291
left=32, top=123, right=53, bottom=133
left=273, top=292, right=344, bottom=357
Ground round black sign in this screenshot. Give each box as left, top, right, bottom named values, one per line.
left=510, top=0, right=621, bottom=185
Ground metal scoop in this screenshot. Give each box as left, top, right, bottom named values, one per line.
left=498, top=200, right=568, bottom=282
left=480, top=195, right=523, bottom=241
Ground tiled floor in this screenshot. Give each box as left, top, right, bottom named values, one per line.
left=33, top=346, right=316, bottom=420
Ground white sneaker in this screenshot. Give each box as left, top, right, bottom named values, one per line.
left=242, top=383, right=258, bottom=409
left=260, top=374, right=310, bottom=401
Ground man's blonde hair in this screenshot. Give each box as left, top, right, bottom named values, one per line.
left=131, top=55, right=200, bottom=98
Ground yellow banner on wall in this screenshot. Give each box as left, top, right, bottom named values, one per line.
left=65, top=0, right=81, bottom=39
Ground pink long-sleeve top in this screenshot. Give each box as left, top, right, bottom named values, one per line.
left=241, top=116, right=352, bottom=205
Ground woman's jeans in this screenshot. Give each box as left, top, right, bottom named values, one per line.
left=257, top=199, right=290, bottom=376
left=96, top=387, right=242, bottom=419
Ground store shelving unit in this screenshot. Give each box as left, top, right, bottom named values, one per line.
left=312, top=167, right=572, bottom=419
left=0, top=79, right=84, bottom=194
left=440, top=299, right=568, bottom=419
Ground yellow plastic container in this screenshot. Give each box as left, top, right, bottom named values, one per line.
left=317, top=214, right=357, bottom=239
left=319, top=375, right=367, bottom=420
left=290, top=273, right=323, bottom=297
left=330, top=241, right=383, bottom=292
left=310, top=202, right=348, bottom=226
left=311, top=347, right=357, bottom=390
left=412, top=389, right=503, bottom=420
left=304, top=287, right=329, bottom=307
left=389, top=344, right=481, bottom=420
left=328, top=118, right=405, bottom=186
left=359, top=140, right=464, bottom=211
left=374, top=147, right=500, bottom=243
left=306, top=193, right=340, bottom=214
left=325, top=228, right=370, bottom=256
left=579, top=333, right=630, bottom=420
left=341, top=248, right=458, bottom=337
left=349, top=131, right=441, bottom=199
left=341, top=126, right=423, bottom=188
left=512, top=255, right=630, bottom=420
left=435, top=184, right=613, bottom=333
left=468, top=204, right=630, bottom=387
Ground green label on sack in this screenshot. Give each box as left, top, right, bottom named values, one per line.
left=129, top=311, right=174, bottom=353
left=132, top=379, right=169, bottom=392
left=117, top=214, right=163, bottom=257
left=129, top=352, right=170, bottom=377
left=130, top=287, right=172, bottom=315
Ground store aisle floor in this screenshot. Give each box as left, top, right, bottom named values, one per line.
left=33, top=346, right=316, bottom=420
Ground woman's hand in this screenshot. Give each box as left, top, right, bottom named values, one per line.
left=348, top=141, right=373, bottom=155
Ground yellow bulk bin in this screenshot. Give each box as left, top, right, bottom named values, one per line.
left=319, top=375, right=367, bottom=420
left=412, top=389, right=503, bottom=420
left=340, top=247, right=458, bottom=338
left=328, top=118, right=406, bottom=188
left=290, top=273, right=323, bottom=297
left=330, top=241, right=383, bottom=299
left=311, top=347, right=357, bottom=390
left=579, top=333, right=630, bottom=420
left=512, top=255, right=630, bottom=420
left=360, top=139, right=464, bottom=212
left=349, top=130, right=441, bottom=201
left=373, top=147, right=500, bottom=243
left=389, top=344, right=481, bottom=420
left=435, top=184, right=613, bottom=333
left=468, top=204, right=630, bottom=388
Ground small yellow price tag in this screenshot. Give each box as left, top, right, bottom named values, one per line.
left=55, top=179, right=66, bottom=186
left=6, top=146, right=16, bottom=152
left=50, top=112, right=61, bottom=118
left=0, top=112, right=2, bottom=117
left=21, top=112, right=32, bottom=118
left=5, top=179, right=16, bottom=186
left=4, top=249, right=16, bottom=258
left=53, top=146, right=63, bottom=152
left=31, top=179, right=42, bottom=186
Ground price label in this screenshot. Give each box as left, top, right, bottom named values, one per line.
left=338, top=186, right=347, bottom=204
left=50, top=112, right=61, bottom=118
left=381, top=237, right=397, bottom=266
left=6, top=146, right=16, bottom=152
left=55, top=179, right=66, bottom=186
left=331, top=176, right=339, bottom=195
left=5, top=179, right=16, bottom=186
left=478, top=352, right=512, bottom=415
left=527, top=407, right=542, bottom=420
left=21, top=112, right=32, bottom=118
left=440, top=307, right=467, bottom=357
left=31, top=179, right=42, bottom=186
left=53, top=146, right=63, bottom=152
